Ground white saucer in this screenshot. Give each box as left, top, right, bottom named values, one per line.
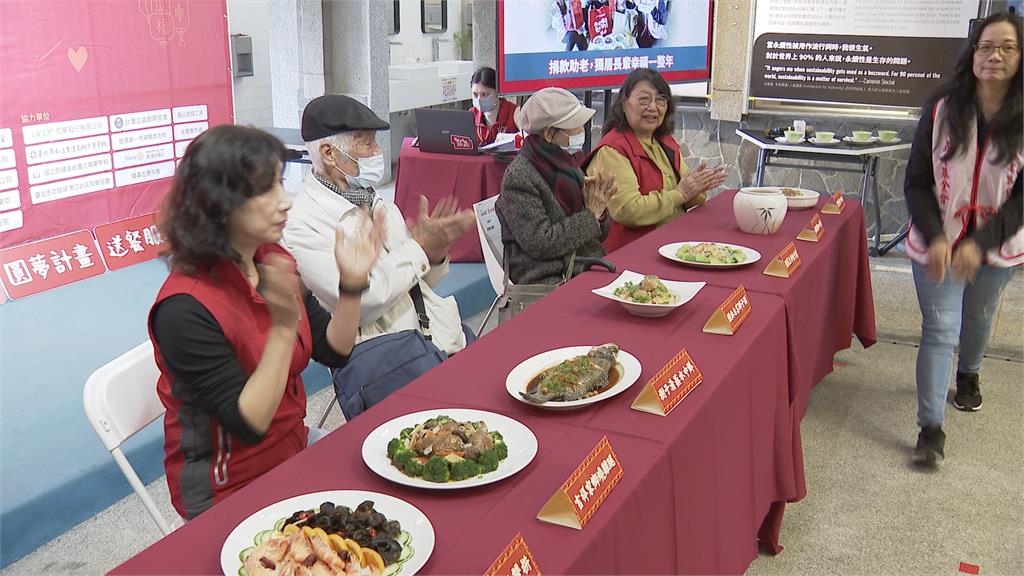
left=877, top=138, right=902, bottom=144
left=809, top=137, right=839, bottom=146
left=775, top=136, right=805, bottom=144
left=843, top=136, right=878, bottom=144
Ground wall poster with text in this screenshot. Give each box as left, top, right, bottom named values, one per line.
left=0, top=0, right=232, bottom=297
left=748, top=0, right=978, bottom=109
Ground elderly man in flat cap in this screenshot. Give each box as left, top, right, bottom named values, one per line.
left=283, top=95, right=476, bottom=414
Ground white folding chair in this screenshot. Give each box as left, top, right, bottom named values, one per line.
left=472, top=195, right=615, bottom=337
left=83, top=340, right=176, bottom=535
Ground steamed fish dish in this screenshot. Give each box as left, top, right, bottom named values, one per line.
left=613, top=275, right=676, bottom=304
left=676, top=242, right=747, bottom=264
left=522, top=344, right=619, bottom=403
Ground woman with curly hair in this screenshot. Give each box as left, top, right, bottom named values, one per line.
left=149, top=125, right=384, bottom=519
left=904, top=13, right=1022, bottom=465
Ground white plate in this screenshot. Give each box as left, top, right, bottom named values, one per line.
left=775, top=136, right=805, bottom=144
left=221, top=490, right=435, bottom=576
left=779, top=187, right=821, bottom=210
left=877, top=137, right=902, bottom=144
left=809, top=137, right=839, bottom=146
left=590, top=270, right=705, bottom=318
left=658, top=241, right=762, bottom=268
left=362, top=408, right=538, bottom=490
left=843, top=136, right=878, bottom=144
left=506, top=346, right=643, bottom=410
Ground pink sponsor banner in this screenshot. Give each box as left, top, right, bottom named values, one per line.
left=94, top=212, right=165, bottom=271
left=0, top=230, right=105, bottom=299
left=0, top=0, right=232, bottom=250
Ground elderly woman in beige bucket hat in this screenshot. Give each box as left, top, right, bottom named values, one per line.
left=495, top=87, right=617, bottom=285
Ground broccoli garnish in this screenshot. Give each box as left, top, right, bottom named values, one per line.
left=387, top=438, right=404, bottom=459
left=403, top=459, right=425, bottom=477
left=449, top=459, right=481, bottom=481
left=477, top=450, right=500, bottom=473
left=391, top=449, right=415, bottom=469
left=423, top=455, right=450, bottom=482
left=493, top=440, right=508, bottom=460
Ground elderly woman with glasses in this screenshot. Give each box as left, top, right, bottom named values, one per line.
left=584, top=68, right=726, bottom=251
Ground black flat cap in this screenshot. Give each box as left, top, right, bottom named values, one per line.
left=301, top=95, right=390, bottom=141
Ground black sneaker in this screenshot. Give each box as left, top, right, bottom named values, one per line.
left=953, top=371, right=983, bottom=412
left=913, top=425, right=945, bottom=465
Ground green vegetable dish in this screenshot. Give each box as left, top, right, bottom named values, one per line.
left=676, top=242, right=747, bottom=264
left=387, top=415, right=509, bottom=482
left=612, top=275, right=677, bottom=304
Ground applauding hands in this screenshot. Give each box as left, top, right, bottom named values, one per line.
left=335, top=207, right=387, bottom=290
left=411, top=195, right=476, bottom=264
left=584, top=171, right=617, bottom=219
left=678, top=161, right=727, bottom=204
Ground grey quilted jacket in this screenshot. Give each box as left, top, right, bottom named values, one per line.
left=495, top=155, right=610, bottom=285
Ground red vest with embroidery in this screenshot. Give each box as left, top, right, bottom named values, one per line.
left=472, top=98, right=519, bottom=145
left=906, top=98, right=1024, bottom=267
left=149, top=244, right=313, bottom=518
left=584, top=128, right=682, bottom=252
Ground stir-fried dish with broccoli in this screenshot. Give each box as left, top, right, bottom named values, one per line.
left=387, top=416, right=509, bottom=483
left=612, top=275, right=677, bottom=304
left=676, top=242, right=748, bottom=265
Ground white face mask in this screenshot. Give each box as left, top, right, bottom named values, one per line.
left=562, top=130, right=586, bottom=154
left=334, top=147, right=385, bottom=190
left=474, top=94, right=498, bottom=113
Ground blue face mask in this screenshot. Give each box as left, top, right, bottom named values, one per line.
left=562, top=130, right=586, bottom=154
left=474, top=94, right=498, bottom=113
left=334, top=146, right=385, bottom=190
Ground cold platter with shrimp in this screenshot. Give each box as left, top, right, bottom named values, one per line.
left=239, top=500, right=413, bottom=576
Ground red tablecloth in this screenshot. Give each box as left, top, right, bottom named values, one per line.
left=393, top=138, right=508, bottom=262
left=111, top=192, right=875, bottom=575
left=112, top=285, right=793, bottom=575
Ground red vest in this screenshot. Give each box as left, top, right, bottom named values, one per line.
left=148, top=244, right=313, bottom=518
left=472, top=98, right=519, bottom=145
left=584, top=128, right=682, bottom=252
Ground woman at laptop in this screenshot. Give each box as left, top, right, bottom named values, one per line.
left=469, top=67, right=519, bottom=145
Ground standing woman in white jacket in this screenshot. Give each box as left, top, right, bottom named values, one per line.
left=903, top=13, right=1022, bottom=466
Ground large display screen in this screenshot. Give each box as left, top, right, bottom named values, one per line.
left=498, top=0, right=713, bottom=94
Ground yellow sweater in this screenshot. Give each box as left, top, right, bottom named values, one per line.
left=586, top=137, right=706, bottom=228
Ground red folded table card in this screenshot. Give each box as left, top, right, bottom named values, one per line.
left=763, top=242, right=802, bottom=278
left=485, top=533, right=542, bottom=576
left=632, top=349, right=704, bottom=415
left=703, top=285, right=751, bottom=335
left=797, top=213, right=825, bottom=243
left=537, top=436, right=623, bottom=530
left=822, top=190, right=846, bottom=214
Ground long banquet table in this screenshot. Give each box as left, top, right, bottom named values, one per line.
left=112, top=190, right=875, bottom=575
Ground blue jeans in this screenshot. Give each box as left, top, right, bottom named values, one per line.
left=912, top=261, right=1015, bottom=427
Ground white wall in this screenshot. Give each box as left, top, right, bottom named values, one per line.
left=228, top=0, right=274, bottom=127
left=389, top=0, right=465, bottom=65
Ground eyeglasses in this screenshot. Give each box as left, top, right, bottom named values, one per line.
left=975, top=43, right=1020, bottom=57
left=633, top=93, right=670, bottom=109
